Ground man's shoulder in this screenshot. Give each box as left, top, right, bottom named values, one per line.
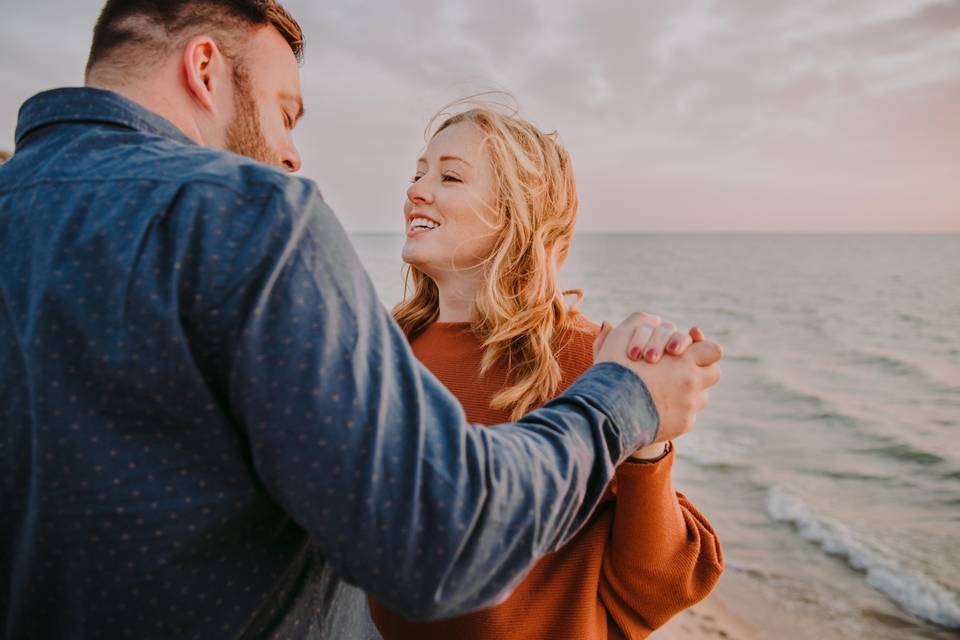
left=132, top=143, right=328, bottom=247
left=126, top=145, right=334, bottom=286
left=147, top=143, right=318, bottom=208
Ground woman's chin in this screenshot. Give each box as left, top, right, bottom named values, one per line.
left=400, top=242, right=434, bottom=271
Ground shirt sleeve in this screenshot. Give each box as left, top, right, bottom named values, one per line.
left=599, top=445, right=724, bottom=638
left=182, top=177, right=661, bottom=620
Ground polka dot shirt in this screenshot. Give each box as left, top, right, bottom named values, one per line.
left=0, top=87, right=658, bottom=639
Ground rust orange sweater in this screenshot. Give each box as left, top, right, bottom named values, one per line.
left=369, top=315, right=723, bottom=639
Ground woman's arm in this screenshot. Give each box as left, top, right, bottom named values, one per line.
left=598, top=445, right=724, bottom=638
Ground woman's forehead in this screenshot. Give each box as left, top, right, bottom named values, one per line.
left=427, top=121, right=487, bottom=158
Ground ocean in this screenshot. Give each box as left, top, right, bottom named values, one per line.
left=351, top=232, right=960, bottom=640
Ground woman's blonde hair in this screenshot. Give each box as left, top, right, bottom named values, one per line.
left=393, top=97, right=585, bottom=420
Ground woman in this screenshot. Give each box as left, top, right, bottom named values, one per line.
left=368, top=101, right=723, bottom=639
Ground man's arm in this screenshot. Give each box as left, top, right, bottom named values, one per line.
left=183, top=178, right=659, bottom=620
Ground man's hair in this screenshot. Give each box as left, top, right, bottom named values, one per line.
left=85, top=0, right=303, bottom=80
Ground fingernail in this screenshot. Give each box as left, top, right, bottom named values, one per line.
left=645, top=348, right=657, bottom=361
left=629, top=346, right=642, bottom=360
left=667, top=341, right=678, bottom=352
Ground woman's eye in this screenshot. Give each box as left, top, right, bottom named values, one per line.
left=410, top=174, right=424, bottom=183
left=442, top=174, right=462, bottom=183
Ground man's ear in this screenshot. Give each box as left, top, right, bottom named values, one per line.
left=182, top=35, right=225, bottom=113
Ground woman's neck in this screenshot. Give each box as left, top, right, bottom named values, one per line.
left=433, top=272, right=482, bottom=323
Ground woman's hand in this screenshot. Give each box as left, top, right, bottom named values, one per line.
left=629, top=320, right=702, bottom=363
left=595, top=314, right=705, bottom=364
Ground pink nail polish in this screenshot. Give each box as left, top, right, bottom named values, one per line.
left=645, top=348, right=657, bottom=361
left=667, top=341, right=678, bottom=352
left=629, top=347, right=642, bottom=359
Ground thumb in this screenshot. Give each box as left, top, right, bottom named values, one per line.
left=593, top=321, right=614, bottom=360
left=689, top=340, right=724, bottom=366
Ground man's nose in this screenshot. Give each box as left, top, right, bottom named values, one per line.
left=281, top=146, right=302, bottom=173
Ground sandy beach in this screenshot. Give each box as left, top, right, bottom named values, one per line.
left=653, top=590, right=758, bottom=640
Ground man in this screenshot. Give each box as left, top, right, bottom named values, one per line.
left=0, top=1, right=723, bottom=638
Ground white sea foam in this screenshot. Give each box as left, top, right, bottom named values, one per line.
left=766, top=486, right=960, bottom=629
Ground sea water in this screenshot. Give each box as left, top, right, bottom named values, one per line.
left=352, top=233, right=960, bottom=640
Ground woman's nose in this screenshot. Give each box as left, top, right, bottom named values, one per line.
left=406, top=177, right=433, bottom=204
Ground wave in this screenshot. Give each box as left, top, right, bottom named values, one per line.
left=676, top=432, right=750, bottom=470
left=726, top=354, right=762, bottom=364
left=862, top=443, right=946, bottom=466
left=843, top=349, right=960, bottom=396
left=754, top=379, right=865, bottom=429
left=852, top=353, right=920, bottom=377
left=808, top=410, right=862, bottom=429
left=754, top=378, right=827, bottom=410
left=817, top=469, right=896, bottom=483
left=766, top=486, right=960, bottom=629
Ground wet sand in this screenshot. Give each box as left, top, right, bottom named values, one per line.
left=653, top=587, right=758, bottom=640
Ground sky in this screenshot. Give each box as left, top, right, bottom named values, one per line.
left=1, top=0, right=958, bottom=232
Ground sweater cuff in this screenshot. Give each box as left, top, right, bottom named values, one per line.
left=617, top=443, right=676, bottom=484
left=563, top=362, right=660, bottom=463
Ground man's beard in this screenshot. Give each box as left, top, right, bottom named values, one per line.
left=224, top=68, right=281, bottom=167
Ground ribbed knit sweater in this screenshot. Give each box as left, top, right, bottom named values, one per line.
left=369, top=314, right=723, bottom=639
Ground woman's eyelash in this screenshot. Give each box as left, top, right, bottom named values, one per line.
left=410, top=174, right=462, bottom=183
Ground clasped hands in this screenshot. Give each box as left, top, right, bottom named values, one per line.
left=593, top=313, right=723, bottom=459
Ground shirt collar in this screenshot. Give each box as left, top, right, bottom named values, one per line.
left=15, top=86, right=197, bottom=148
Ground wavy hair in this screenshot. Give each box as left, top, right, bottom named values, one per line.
left=393, top=98, right=585, bottom=420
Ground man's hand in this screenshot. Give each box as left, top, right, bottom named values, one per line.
left=594, top=313, right=723, bottom=444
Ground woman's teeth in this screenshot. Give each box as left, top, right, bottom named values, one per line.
left=409, top=217, right=440, bottom=232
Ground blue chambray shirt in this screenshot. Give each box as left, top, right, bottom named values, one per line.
left=0, top=87, right=659, bottom=640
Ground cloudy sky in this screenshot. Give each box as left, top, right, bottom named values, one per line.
left=2, top=0, right=958, bottom=232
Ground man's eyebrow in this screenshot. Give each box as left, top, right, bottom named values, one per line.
left=280, top=92, right=305, bottom=122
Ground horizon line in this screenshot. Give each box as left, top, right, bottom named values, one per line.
left=345, top=230, right=960, bottom=236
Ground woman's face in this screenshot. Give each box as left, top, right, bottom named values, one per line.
left=402, top=121, right=499, bottom=280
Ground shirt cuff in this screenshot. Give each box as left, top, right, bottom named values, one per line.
left=562, top=362, right=660, bottom=462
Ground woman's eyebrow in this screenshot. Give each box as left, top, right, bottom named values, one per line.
left=415, top=155, right=473, bottom=168
left=439, top=155, right=473, bottom=167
